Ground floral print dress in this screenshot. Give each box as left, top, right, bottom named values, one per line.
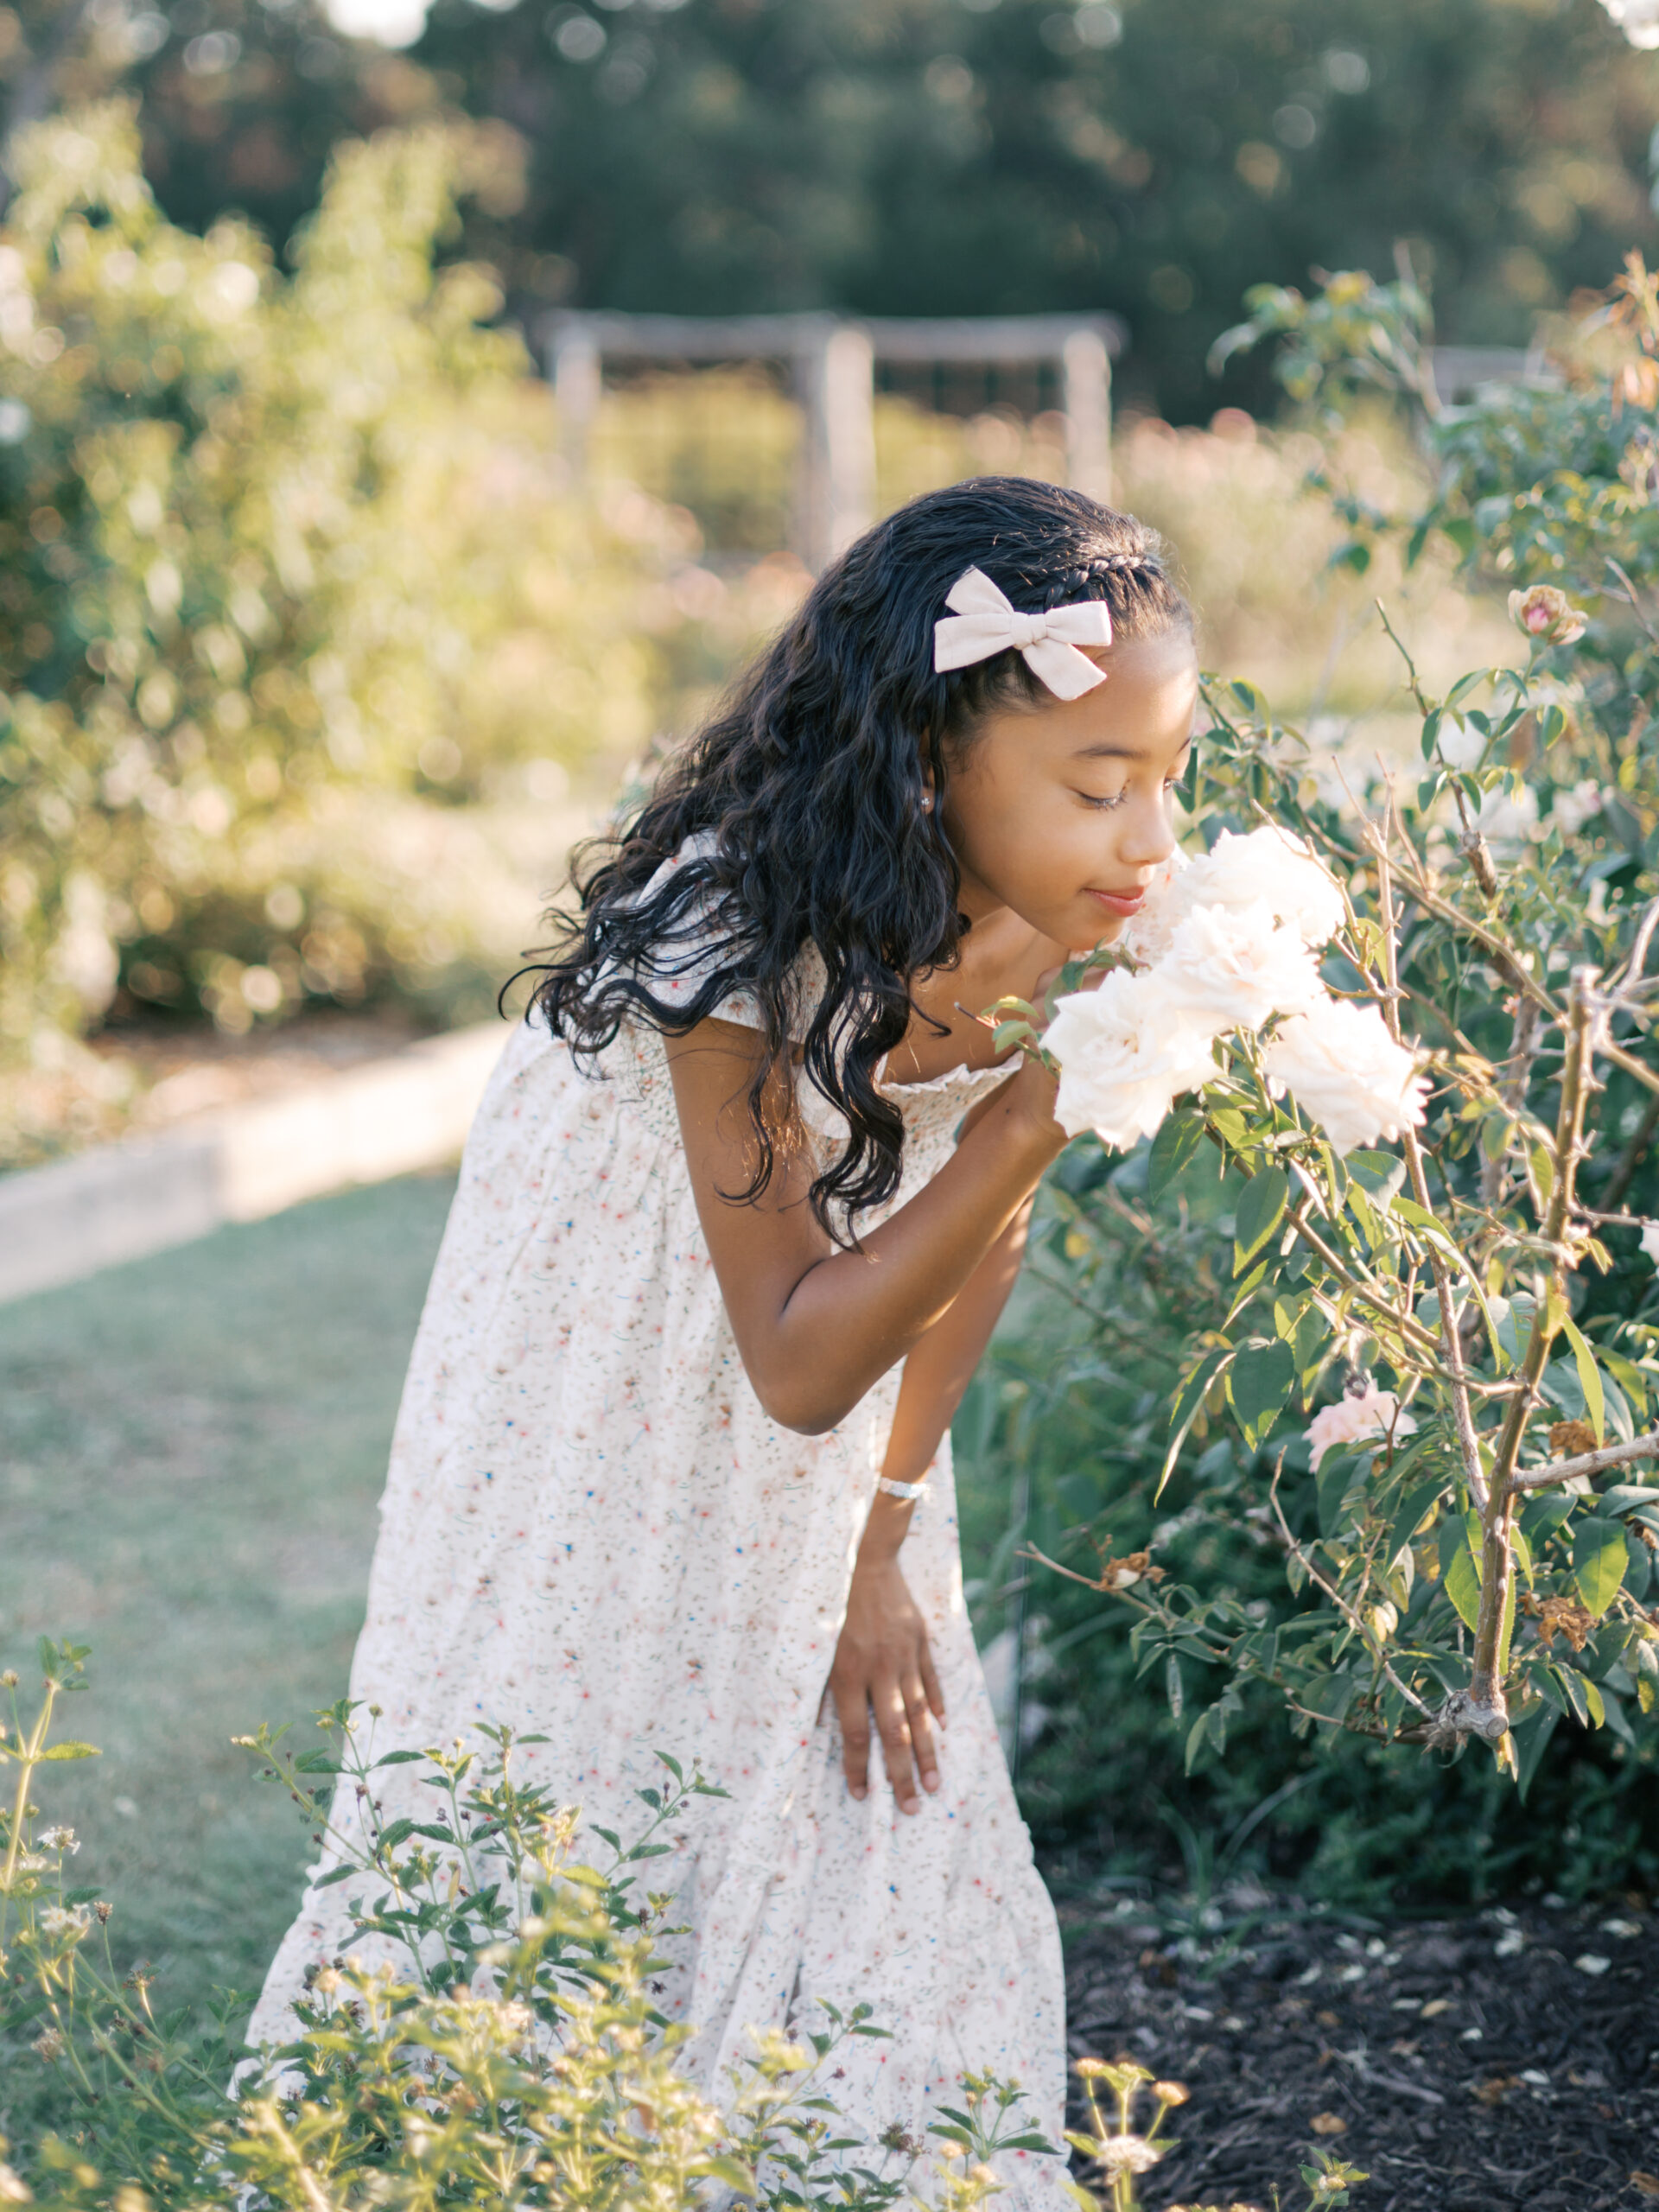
left=246, top=847, right=1067, bottom=2201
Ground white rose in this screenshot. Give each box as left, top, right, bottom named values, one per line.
left=1435, top=713, right=1487, bottom=772
left=1160, top=899, right=1325, bottom=1033
left=1306, top=1387, right=1417, bottom=1472
left=1552, top=779, right=1608, bottom=838
left=1136, top=825, right=1344, bottom=951
left=1118, top=844, right=1190, bottom=965
left=1478, top=782, right=1541, bottom=847
left=1262, top=998, right=1430, bottom=1155
left=1044, top=968, right=1218, bottom=1151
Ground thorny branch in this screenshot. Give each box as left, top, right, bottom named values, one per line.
left=1465, top=969, right=1601, bottom=1739
left=1512, top=1425, right=1659, bottom=1492
left=1369, top=809, right=1489, bottom=1513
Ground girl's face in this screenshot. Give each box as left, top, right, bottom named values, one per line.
left=940, top=628, right=1200, bottom=953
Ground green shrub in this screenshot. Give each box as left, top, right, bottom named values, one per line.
left=0, top=1641, right=1054, bottom=2208
left=0, top=102, right=719, bottom=1102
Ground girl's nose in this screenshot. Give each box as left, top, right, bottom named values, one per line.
left=1117, top=794, right=1177, bottom=869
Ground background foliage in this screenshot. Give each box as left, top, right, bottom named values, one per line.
left=5, top=0, right=1659, bottom=422
left=0, top=99, right=782, bottom=1160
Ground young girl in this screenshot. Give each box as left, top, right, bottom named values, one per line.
left=247, top=476, right=1198, bottom=2200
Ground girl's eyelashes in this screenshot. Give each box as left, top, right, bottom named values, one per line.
left=1077, top=761, right=1190, bottom=811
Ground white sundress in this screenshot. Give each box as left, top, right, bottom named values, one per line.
left=246, top=846, right=1067, bottom=2201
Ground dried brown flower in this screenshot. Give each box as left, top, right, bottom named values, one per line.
left=1523, top=1595, right=1596, bottom=1651
left=1548, top=1419, right=1598, bottom=1457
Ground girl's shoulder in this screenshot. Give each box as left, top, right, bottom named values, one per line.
left=620, top=831, right=825, bottom=1044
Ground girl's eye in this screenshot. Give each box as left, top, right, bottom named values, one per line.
left=1078, top=788, right=1128, bottom=810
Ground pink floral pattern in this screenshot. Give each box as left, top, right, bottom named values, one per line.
left=247, top=871, right=1066, bottom=2202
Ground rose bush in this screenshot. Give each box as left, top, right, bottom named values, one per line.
left=961, top=258, right=1659, bottom=1899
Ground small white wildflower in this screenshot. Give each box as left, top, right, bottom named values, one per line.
left=1096, top=2136, right=1162, bottom=2176
left=37, top=1826, right=79, bottom=1855
left=39, top=1904, right=92, bottom=1943
left=32, top=2024, right=65, bottom=2060
left=1639, top=1222, right=1659, bottom=1268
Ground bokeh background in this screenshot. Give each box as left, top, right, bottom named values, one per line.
left=5, top=0, right=1659, bottom=2104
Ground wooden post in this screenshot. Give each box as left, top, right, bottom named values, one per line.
left=795, top=321, right=875, bottom=572
left=1062, top=327, right=1112, bottom=504
left=551, top=320, right=602, bottom=473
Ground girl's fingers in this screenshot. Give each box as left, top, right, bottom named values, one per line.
left=835, top=1676, right=872, bottom=1801
left=918, top=1633, right=946, bottom=1723
left=874, top=1680, right=920, bottom=1814
left=903, top=1673, right=941, bottom=1796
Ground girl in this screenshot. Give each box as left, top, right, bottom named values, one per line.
left=248, top=476, right=1198, bottom=2201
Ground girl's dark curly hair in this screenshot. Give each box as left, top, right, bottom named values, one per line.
left=532, top=475, right=1192, bottom=1237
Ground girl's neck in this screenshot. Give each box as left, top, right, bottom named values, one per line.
left=889, top=906, right=1063, bottom=1088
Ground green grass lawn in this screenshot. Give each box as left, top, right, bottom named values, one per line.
left=0, top=1173, right=458, bottom=2068
left=0, top=1166, right=1020, bottom=2152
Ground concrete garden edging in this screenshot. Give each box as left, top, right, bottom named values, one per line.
left=0, top=1020, right=507, bottom=1305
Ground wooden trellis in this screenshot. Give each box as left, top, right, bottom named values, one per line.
left=543, top=309, right=1127, bottom=570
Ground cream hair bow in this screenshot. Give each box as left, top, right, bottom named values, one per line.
left=932, top=565, right=1114, bottom=701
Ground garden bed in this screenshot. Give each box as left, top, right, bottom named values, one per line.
left=1062, top=1892, right=1659, bottom=2210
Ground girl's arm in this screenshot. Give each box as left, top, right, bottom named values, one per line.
left=664, top=1020, right=1066, bottom=1435
left=830, top=1198, right=1034, bottom=1813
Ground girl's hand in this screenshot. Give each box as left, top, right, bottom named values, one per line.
left=830, top=1539, right=944, bottom=1815
left=994, top=952, right=1109, bottom=1143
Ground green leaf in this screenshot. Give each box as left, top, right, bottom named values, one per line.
left=1147, top=1109, right=1207, bottom=1199
left=1439, top=1517, right=1482, bottom=1632
left=1226, top=1340, right=1295, bottom=1451
left=1387, top=1476, right=1443, bottom=1556
left=1560, top=1314, right=1605, bottom=1446
left=1233, top=1164, right=1289, bottom=1274
left=1553, top=1662, right=1591, bottom=1726
left=1317, top=1446, right=1367, bottom=1539
left=1160, top=1343, right=1236, bottom=1497
left=38, top=1741, right=100, bottom=1761
left=1573, top=1517, right=1627, bottom=1618
left=1512, top=1707, right=1558, bottom=1802
left=1185, top=1710, right=1212, bottom=1774
left=1346, top=1149, right=1408, bottom=1204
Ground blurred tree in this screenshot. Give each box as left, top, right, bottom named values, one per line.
left=16, top=0, right=1656, bottom=423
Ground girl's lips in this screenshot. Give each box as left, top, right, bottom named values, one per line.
left=1087, top=887, right=1147, bottom=917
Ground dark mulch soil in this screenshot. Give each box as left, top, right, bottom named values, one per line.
left=1059, top=1892, right=1659, bottom=2210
